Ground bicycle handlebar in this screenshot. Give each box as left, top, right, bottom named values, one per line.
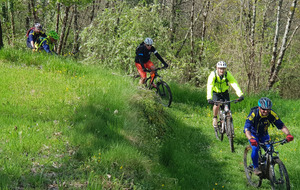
left=259, top=139, right=287, bottom=146
left=144, top=67, right=167, bottom=73
left=212, top=99, right=240, bottom=105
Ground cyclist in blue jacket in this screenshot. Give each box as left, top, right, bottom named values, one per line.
left=244, top=97, right=294, bottom=175
left=26, top=23, right=46, bottom=49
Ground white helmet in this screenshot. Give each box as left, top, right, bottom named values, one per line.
left=144, top=37, right=153, bottom=45
left=216, top=61, right=227, bottom=68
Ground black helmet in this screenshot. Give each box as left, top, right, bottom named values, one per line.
left=258, top=97, right=272, bottom=109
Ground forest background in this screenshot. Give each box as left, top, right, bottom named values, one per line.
left=0, top=0, right=299, bottom=98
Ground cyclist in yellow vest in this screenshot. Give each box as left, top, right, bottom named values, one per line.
left=36, top=30, right=59, bottom=55
left=207, top=61, right=244, bottom=135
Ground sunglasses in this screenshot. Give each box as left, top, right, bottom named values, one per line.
left=260, top=107, right=271, bottom=111
left=145, top=44, right=152, bottom=47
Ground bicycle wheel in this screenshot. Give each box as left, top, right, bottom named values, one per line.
left=214, top=120, right=224, bottom=141
left=156, top=81, right=172, bottom=107
left=226, top=117, right=234, bottom=152
left=269, top=158, right=290, bottom=190
left=244, top=146, right=262, bottom=187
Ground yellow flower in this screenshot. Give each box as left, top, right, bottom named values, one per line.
left=120, top=166, right=123, bottom=169
left=162, top=184, right=164, bottom=187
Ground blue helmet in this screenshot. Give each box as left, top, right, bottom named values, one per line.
left=258, top=97, right=272, bottom=109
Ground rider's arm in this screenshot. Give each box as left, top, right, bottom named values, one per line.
left=281, top=126, right=291, bottom=136
left=243, top=110, right=256, bottom=138
left=206, top=71, right=215, bottom=100
left=227, top=72, right=243, bottom=97
left=153, top=47, right=168, bottom=67
left=28, top=31, right=35, bottom=49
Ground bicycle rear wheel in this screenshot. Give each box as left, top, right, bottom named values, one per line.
left=244, top=146, right=262, bottom=187
left=226, top=117, right=234, bottom=152
left=156, top=81, right=172, bottom=107
left=215, top=120, right=224, bottom=141
left=269, top=158, right=290, bottom=190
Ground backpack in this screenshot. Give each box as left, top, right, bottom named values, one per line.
left=214, top=70, right=229, bottom=86
left=26, top=27, right=35, bottom=37
left=250, top=106, right=276, bottom=128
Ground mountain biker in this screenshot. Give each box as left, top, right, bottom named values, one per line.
left=135, top=37, right=168, bottom=85
left=244, top=97, right=294, bottom=175
left=207, top=61, right=244, bottom=135
left=26, top=23, right=46, bottom=50
left=36, top=30, right=59, bottom=55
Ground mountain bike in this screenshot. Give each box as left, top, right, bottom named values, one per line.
left=244, top=139, right=290, bottom=189
left=144, top=67, right=172, bottom=107
left=213, top=99, right=240, bottom=152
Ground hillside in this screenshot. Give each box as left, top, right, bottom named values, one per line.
left=0, top=48, right=299, bottom=189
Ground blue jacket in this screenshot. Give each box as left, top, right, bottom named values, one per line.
left=244, top=107, right=284, bottom=137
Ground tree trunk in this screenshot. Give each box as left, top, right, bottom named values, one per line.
left=199, top=1, right=210, bottom=63
left=10, top=0, right=15, bottom=46
left=0, top=20, right=3, bottom=49
left=72, top=4, right=80, bottom=55
left=56, top=2, right=60, bottom=34
left=57, top=5, right=71, bottom=55
left=26, top=1, right=30, bottom=29
left=248, top=0, right=257, bottom=91
left=267, top=0, right=298, bottom=89
left=269, top=0, right=283, bottom=83
left=30, top=0, right=38, bottom=22
left=169, top=0, right=176, bottom=43
left=62, top=9, right=74, bottom=55
left=90, top=1, right=95, bottom=23
left=190, top=0, right=195, bottom=64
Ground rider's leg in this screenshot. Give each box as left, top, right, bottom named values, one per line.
left=135, top=63, right=147, bottom=85
left=213, top=104, right=220, bottom=128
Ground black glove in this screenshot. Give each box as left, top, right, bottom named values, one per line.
left=208, top=99, right=214, bottom=105
left=163, top=63, right=168, bottom=69
left=238, top=95, right=244, bottom=102
left=142, top=67, right=147, bottom=72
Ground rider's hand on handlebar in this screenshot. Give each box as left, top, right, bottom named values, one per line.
left=250, top=138, right=258, bottom=146
left=208, top=99, right=214, bottom=105
left=238, top=95, right=244, bottom=102
left=162, top=63, right=168, bottom=69
left=286, top=134, right=294, bottom=142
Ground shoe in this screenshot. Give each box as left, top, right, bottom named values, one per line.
left=254, top=168, right=262, bottom=175
left=213, top=118, right=218, bottom=128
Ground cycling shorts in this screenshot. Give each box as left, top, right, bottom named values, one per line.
left=135, top=61, right=154, bottom=79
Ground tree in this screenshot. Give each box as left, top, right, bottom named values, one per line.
left=0, top=19, right=3, bottom=49
left=267, top=0, right=298, bottom=89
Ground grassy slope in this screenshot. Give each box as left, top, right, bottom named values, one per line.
left=0, top=48, right=299, bottom=189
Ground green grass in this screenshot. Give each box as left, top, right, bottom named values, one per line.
left=0, top=48, right=299, bottom=189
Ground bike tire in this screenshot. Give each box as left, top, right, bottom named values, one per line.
left=214, top=120, right=224, bottom=141
left=244, top=146, right=262, bottom=187
left=269, top=158, right=290, bottom=190
left=156, top=81, right=172, bottom=107
left=226, top=117, right=234, bottom=152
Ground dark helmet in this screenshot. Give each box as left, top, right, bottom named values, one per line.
left=258, top=97, right=272, bottom=109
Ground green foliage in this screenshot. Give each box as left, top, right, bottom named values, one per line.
left=0, top=48, right=300, bottom=189
left=80, top=2, right=170, bottom=74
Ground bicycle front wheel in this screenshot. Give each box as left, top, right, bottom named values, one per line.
left=269, top=158, right=290, bottom=190
left=226, top=117, right=234, bottom=152
left=244, top=146, right=262, bottom=187
left=156, top=81, right=172, bottom=107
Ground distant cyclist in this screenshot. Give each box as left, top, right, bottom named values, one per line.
left=244, top=97, right=294, bottom=175
left=26, top=23, right=46, bottom=50
left=207, top=61, right=244, bottom=135
left=36, top=30, right=59, bottom=55
left=135, top=37, right=168, bottom=85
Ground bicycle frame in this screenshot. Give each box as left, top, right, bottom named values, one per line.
left=258, top=140, right=286, bottom=179
left=144, top=68, right=164, bottom=89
